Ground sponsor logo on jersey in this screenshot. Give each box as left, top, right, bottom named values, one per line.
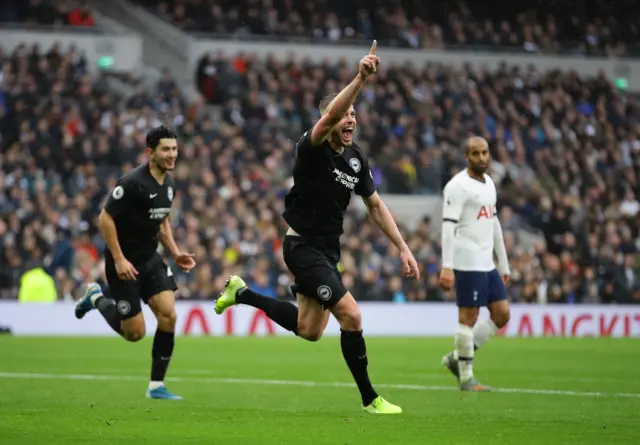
left=149, top=208, right=172, bottom=220
left=477, top=205, right=497, bottom=219
left=333, top=168, right=359, bottom=190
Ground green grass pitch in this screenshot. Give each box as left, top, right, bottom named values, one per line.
left=1, top=336, right=639, bottom=444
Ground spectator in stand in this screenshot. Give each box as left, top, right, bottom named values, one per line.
left=0, top=0, right=95, bottom=27
left=67, top=1, right=95, bottom=28
left=134, top=0, right=640, bottom=56
left=3, top=41, right=640, bottom=304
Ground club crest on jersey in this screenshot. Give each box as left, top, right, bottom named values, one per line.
left=167, top=186, right=174, bottom=201
left=477, top=205, right=497, bottom=219
left=317, top=285, right=332, bottom=301
left=349, top=158, right=361, bottom=173
left=112, top=185, right=124, bottom=200
left=117, top=300, right=131, bottom=315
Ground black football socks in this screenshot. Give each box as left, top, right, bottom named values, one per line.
left=151, top=329, right=175, bottom=382
left=340, top=329, right=378, bottom=406
left=237, top=288, right=298, bottom=334
left=95, top=296, right=122, bottom=335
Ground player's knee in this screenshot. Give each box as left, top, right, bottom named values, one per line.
left=458, top=310, right=479, bottom=327
left=301, top=331, right=323, bottom=342
left=157, top=310, right=177, bottom=331
left=331, top=292, right=362, bottom=331
left=492, top=310, right=510, bottom=328
left=337, top=307, right=362, bottom=331
left=123, top=328, right=146, bottom=342
left=121, top=313, right=146, bottom=341
left=297, top=322, right=323, bottom=342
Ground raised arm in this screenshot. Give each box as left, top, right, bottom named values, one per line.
left=309, top=40, right=379, bottom=146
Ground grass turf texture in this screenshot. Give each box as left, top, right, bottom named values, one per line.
left=1, top=336, right=639, bottom=444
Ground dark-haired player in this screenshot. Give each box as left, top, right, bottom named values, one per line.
left=214, top=41, right=420, bottom=414
left=74, top=126, right=196, bottom=400
left=439, top=136, right=511, bottom=391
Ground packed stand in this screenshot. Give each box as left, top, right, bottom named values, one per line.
left=0, top=0, right=95, bottom=28
left=136, top=0, right=640, bottom=56
left=3, top=43, right=640, bottom=305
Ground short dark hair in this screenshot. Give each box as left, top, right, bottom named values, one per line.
left=146, top=125, right=177, bottom=150
left=319, top=93, right=339, bottom=115
left=463, top=136, right=487, bottom=154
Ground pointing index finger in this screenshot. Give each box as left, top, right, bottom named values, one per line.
left=369, top=39, right=377, bottom=55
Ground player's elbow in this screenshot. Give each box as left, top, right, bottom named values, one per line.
left=97, top=210, right=108, bottom=228
left=98, top=210, right=112, bottom=226
left=363, top=193, right=383, bottom=212
left=98, top=210, right=116, bottom=237
left=99, top=209, right=113, bottom=222
left=310, top=116, right=340, bottom=144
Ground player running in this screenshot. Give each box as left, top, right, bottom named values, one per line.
left=439, top=136, right=511, bottom=391
left=214, top=41, right=420, bottom=414
left=74, top=126, right=196, bottom=400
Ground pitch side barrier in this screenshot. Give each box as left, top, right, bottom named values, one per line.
left=1, top=301, right=639, bottom=337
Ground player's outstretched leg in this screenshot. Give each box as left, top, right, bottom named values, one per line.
left=215, top=275, right=299, bottom=334
left=332, top=293, right=402, bottom=414
left=75, top=282, right=122, bottom=335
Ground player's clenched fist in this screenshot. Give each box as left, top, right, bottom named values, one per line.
left=439, top=268, right=455, bottom=291
left=115, top=257, right=139, bottom=281
left=400, top=248, right=421, bottom=280
left=359, top=40, right=380, bottom=78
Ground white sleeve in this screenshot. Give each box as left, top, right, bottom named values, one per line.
left=442, top=182, right=465, bottom=223
left=441, top=182, right=465, bottom=269
left=441, top=222, right=455, bottom=269
left=493, top=218, right=510, bottom=275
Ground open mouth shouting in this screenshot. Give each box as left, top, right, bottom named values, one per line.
left=342, top=127, right=354, bottom=144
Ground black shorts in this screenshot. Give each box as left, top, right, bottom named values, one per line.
left=105, top=253, right=177, bottom=320
left=282, top=235, right=347, bottom=309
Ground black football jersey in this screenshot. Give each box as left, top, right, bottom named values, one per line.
left=283, top=128, right=376, bottom=246
left=104, top=163, right=176, bottom=266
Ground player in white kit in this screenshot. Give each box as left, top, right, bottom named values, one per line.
left=439, top=136, right=511, bottom=391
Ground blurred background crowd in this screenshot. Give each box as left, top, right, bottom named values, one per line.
left=134, top=0, right=640, bottom=56
left=1, top=0, right=640, bottom=305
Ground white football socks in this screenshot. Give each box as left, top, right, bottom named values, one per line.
left=473, top=319, right=498, bottom=349
left=455, top=323, right=474, bottom=382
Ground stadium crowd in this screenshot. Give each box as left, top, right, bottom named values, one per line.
left=0, top=0, right=95, bottom=28
left=2, top=37, right=640, bottom=304
left=136, top=0, right=640, bottom=56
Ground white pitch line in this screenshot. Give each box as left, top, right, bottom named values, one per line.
left=0, top=372, right=639, bottom=399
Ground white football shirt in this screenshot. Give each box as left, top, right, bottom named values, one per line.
left=442, top=170, right=498, bottom=271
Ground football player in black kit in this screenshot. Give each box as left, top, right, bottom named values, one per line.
left=74, top=126, right=196, bottom=400
left=215, top=41, right=420, bottom=414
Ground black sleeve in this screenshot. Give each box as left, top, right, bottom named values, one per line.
left=355, top=156, right=376, bottom=198
left=295, top=127, right=315, bottom=160
left=104, top=177, right=140, bottom=218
